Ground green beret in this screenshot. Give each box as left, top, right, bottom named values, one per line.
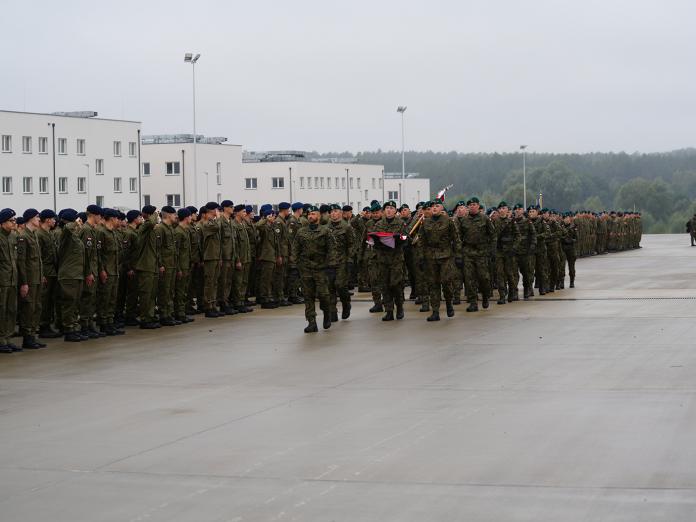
left=306, top=205, right=319, bottom=213
left=370, top=202, right=382, bottom=212
left=329, top=203, right=341, bottom=211
left=498, top=201, right=508, bottom=208
left=467, top=197, right=480, bottom=205
left=422, top=201, right=432, bottom=209
left=382, top=200, right=397, bottom=210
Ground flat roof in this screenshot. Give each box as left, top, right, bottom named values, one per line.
left=0, top=109, right=141, bottom=124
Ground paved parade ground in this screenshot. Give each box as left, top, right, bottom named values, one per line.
left=1, top=234, right=695, bottom=521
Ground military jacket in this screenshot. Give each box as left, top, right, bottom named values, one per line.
left=256, top=219, right=279, bottom=262
left=134, top=215, right=159, bottom=273
left=0, top=229, right=18, bottom=287
left=58, top=223, right=86, bottom=280
left=495, top=217, right=521, bottom=256
left=290, top=223, right=338, bottom=271
left=459, top=212, right=495, bottom=257
left=174, top=225, right=192, bottom=272
left=17, top=228, right=43, bottom=285
left=120, top=226, right=139, bottom=272
left=421, top=214, right=462, bottom=260
left=80, top=222, right=100, bottom=277
left=219, top=215, right=237, bottom=262
left=514, top=216, right=537, bottom=255
left=200, top=219, right=222, bottom=261
left=328, top=219, right=355, bottom=263
left=36, top=227, right=58, bottom=278
left=97, top=224, right=120, bottom=276
left=232, top=219, right=251, bottom=264
left=372, top=217, right=407, bottom=261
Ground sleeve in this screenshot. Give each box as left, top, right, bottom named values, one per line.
left=450, top=220, right=462, bottom=258
left=16, top=234, right=27, bottom=285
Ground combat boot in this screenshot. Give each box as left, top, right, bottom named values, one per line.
left=497, top=296, right=506, bottom=305
left=63, top=332, right=82, bottom=342
left=22, top=336, right=44, bottom=349
left=322, top=311, right=332, bottom=329
left=453, top=295, right=461, bottom=305
left=559, top=281, right=564, bottom=289
left=395, top=304, right=404, bottom=320
left=427, top=311, right=440, bottom=321
left=382, top=310, right=394, bottom=321
left=419, top=302, right=430, bottom=312
left=466, top=302, right=479, bottom=312
left=341, top=303, right=351, bottom=319
left=369, top=303, right=384, bottom=313
left=8, top=343, right=22, bottom=352
left=0, top=345, right=13, bottom=354
left=331, top=311, right=339, bottom=322
left=39, top=327, right=61, bottom=339
left=570, top=278, right=575, bottom=288
left=304, top=320, right=318, bottom=333
left=482, top=297, right=489, bottom=309
left=446, top=301, right=455, bottom=317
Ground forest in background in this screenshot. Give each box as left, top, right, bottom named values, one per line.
left=307, top=149, right=696, bottom=234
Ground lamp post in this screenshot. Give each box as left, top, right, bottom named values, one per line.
left=520, top=145, right=528, bottom=208
left=184, top=52, right=200, bottom=205
left=83, top=163, right=90, bottom=204
left=397, top=106, right=407, bottom=205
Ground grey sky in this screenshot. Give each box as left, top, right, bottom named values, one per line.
left=2, top=0, right=695, bottom=153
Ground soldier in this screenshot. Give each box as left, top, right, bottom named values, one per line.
left=412, top=202, right=431, bottom=312
left=78, top=205, right=103, bottom=338
left=285, top=202, right=305, bottom=304
left=513, top=204, right=537, bottom=300
left=244, top=205, right=259, bottom=306
left=37, top=209, right=61, bottom=338
left=528, top=206, right=550, bottom=295
left=459, top=197, right=495, bottom=312
left=420, top=200, right=462, bottom=321
left=365, top=202, right=384, bottom=313
left=0, top=209, right=19, bottom=353
left=216, top=200, right=238, bottom=315
left=186, top=206, right=203, bottom=314
left=355, top=206, right=371, bottom=293
left=371, top=200, right=408, bottom=321
left=16, top=209, right=45, bottom=349
left=135, top=205, right=161, bottom=329
left=231, top=204, right=253, bottom=313
left=344, top=205, right=359, bottom=289
left=199, top=202, right=223, bottom=317
left=544, top=209, right=562, bottom=291
left=561, top=212, right=578, bottom=288
left=156, top=206, right=178, bottom=326
left=327, top=203, right=355, bottom=321
left=290, top=205, right=337, bottom=333
left=275, top=202, right=291, bottom=306
left=400, top=204, right=416, bottom=299
left=96, top=208, right=124, bottom=335
left=120, top=210, right=141, bottom=326
left=492, top=202, right=521, bottom=304
left=451, top=201, right=469, bottom=305
left=57, top=209, right=86, bottom=342
left=173, top=208, right=194, bottom=323
left=256, top=205, right=281, bottom=309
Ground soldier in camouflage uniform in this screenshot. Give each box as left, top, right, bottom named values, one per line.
left=275, top=202, right=291, bottom=306
left=79, top=205, right=103, bottom=338
left=285, top=202, right=305, bottom=304
left=156, top=206, right=178, bottom=325
left=543, top=209, right=561, bottom=292
left=173, top=208, right=194, bottom=323
left=327, top=203, right=355, bottom=321
left=365, top=202, right=384, bottom=313
left=513, top=204, right=537, bottom=300
left=0, top=209, right=18, bottom=353
left=200, top=202, right=223, bottom=317
left=37, top=209, right=61, bottom=338
left=135, top=206, right=161, bottom=329
left=372, top=200, right=408, bottom=321
left=528, top=206, right=550, bottom=295
left=459, top=197, right=495, bottom=312
left=420, top=200, right=462, bottom=321
left=290, top=205, right=337, bottom=333
left=561, top=213, right=578, bottom=288
left=492, top=202, right=521, bottom=304
left=412, top=203, right=431, bottom=312
left=231, top=205, right=253, bottom=313
left=96, top=208, right=123, bottom=335
left=120, top=210, right=141, bottom=326
left=355, top=206, right=371, bottom=292
left=17, top=209, right=45, bottom=349
left=217, top=201, right=238, bottom=315
left=256, top=205, right=281, bottom=308
left=57, top=209, right=86, bottom=342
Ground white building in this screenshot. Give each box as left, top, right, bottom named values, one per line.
left=0, top=110, right=141, bottom=212
left=140, top=135, right=242, bottom=209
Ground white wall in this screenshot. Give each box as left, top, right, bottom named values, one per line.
left=141, top=143, right=242, bottom=209
left=0, top=110, right=141, bottom=212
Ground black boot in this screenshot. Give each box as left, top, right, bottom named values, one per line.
left=22, top=336, right=43, bottom=349
left=419, top=303, right=430, bottom=312
left=466, top=302, right=478, bottom=312
left=304, top=320, right=318, bottom=333
left=414, top=296, right=423, bottom=304
left=64, top=332, right=82, bottom=342
left=427, top=311, right=440, bottom=321
left=395, top=305, right=404, bottom=320
left=341, top=303, right=351, bottom=320
left=331, top=311, right=339, bottom=322
left=382, top=310, right=394, bottom=321
left=482, top=297, right=489, bottom=309
left=0, top=344, right=14, bottom=353
left=497, top=296, right=506, bottom=305
left=570, top=278, right=575, bottom=288
left=369, top=304, right=384, bottom=313
left=39, top=327, right=61, bottom=339
left=322, top=311, right=332, bottom=329
left=446, top=301, right=455, bottom=317
left=453, top=295, right=461, bottom=305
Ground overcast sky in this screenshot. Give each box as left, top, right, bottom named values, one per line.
left=2, top=0, right=695, bottom=153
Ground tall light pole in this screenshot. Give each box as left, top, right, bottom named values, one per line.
left=184, top=52, right=200, bottom=205
left=520, top=145, right=528, bottom=208
left=397, top=106, right=407, bottom=204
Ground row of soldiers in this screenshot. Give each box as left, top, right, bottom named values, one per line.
left=0, top=198, right=642, bottom=349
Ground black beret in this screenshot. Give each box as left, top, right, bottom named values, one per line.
left=16, top=217, right=26, bottom=225
left=233, top=204, right=246, bottom=213
left=78, top=212, right=88, bottom=223
left=177, top=208, right=191, bottom=220
left=161, top=206, right=176, bottom=214
left=221, top=200, right=234, bottom=208
left=329, top=204, right=341, bottom=211
left=362, top=206, right=370, bottom=212
left=199, top=206, right=208, bottom=215
left=342, top=205, right=353, bottom=212
left=117, top=211, right=126, bottom=220
left=142, top=205, right=157, bottom=215
left=186, top=206, right=198, bottom=214
left=126, top=210, right=141, bottom=223
left=23, top=208, right=39, bottom=221
left=0, top=208, right=16, bottom=224
left=59, top=208, right=78, bottom=222
left=278, top=202, right=291, bottom=210
left=205, top=202, right=219, bottom=210
left=86, top=204, right=102, bottom=216
left=40, top=209, right=56, bottom=220
left=319, top=204, right=330, bottom=213
left=245, top=205, right=253, bottom=214
left=103, top=208, right=119, bottom=219
left=302, top=203, right=311, bottom=212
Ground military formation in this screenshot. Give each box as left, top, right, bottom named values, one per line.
left=0, top=198, right=641, bottom=350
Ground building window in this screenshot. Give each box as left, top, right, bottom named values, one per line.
left=96, top=196, right=104, bottom=207
left=320, top=177, right=324, bottom=189
left=1, top=177, right=11, bottom=194
left=216, top=162, right=222, bottom=185
left=58, top=177, right=68, bottom=194
left=272, top=177, right=285, bottom=189
left=372, top=178, right=376, bottom=189
left=350, top=178, right=354, bottom=189
left=22, top=136, right=32, bottom=153
left=327, top=177, right=332, bottom=189
left=76, top=139, right=86, bottom=155
left=314, top=177, right=319, bottom=188
left=217, top=193, right=222, bottom=204
left=142, top=162, right=150, bottom=176
left=113, top=141, right=121, bottom=157
left=388, top=191, right=399, bottom=200
left=95, top=158, right=104, bottom=175
left=166, top=194, right=181, bottom=207
left=57, top=138, right=67, bottom=155
left=39, top=177, right=49, bottom=194
left=165, top=161, right=180, bottom=175
left=128, top=142, right=136, bottom=157
left=129, top=177, right=137, bottom=193
left=307, top=177, right=312, bottom=189
left=357, top=178, right=361, bottom=189
left=335, top=177, right=339, bottom=188
left=1, top=135, right=11, bottom=153
left=22, top=177, right=32, bottom=194
left=379, top=178, right=383, bottom=189
left=364, top=190, right=368, bottom=199
left=143, top=195, right=151, bottom=206
left=113, top=177, right=122, bottom=193
left=245, top=178, right=257, bottom=189
left=77, top=177, right=87, bottom=193
left=38, top=137, right=48, bottom=154
left=300, top=177, right=305, bottom=189
left=341, top=178, right=345, bottom=189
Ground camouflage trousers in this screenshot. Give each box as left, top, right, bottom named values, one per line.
left=328, top=263, right=350, bottom=314
left=425, top=256, right=455, bottom=312
left=516, top=253, right=535, bottom=294
left=562, top=247, right=576, bottom=281
left=300, top=269, right=330, bottom=321
left=534, top=247, right=549, bottom=292
left=495, top=254, right=518, bottom=301
left=366, top=249, right=382, bottom=306
left=375, top=255, right=405, bottom=312
left=463, top=254, right=491, bottom=304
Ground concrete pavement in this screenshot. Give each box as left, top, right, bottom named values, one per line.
left=1, top=234, right=695, bottom=521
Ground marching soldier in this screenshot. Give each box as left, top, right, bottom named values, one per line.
left=513, top=204, right=537, bottom=300
left=528, top=206, right=550, bottom=295
left=285, top=202, right=305, bottom=304
left=459, top=197, right=495, bottom=312
left=561, top=213, right=578, bottom=288
left=492, top=202, right=521, bottom=304
left=372, top=200, right=408, bottom=321
left=327, top=203, right=355, bottom=321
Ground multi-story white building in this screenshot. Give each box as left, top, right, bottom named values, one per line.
left=0, top=110, right=141, bottom=212
left=140, top=135, right=242, bottom=209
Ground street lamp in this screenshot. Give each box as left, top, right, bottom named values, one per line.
left=184, top=52, right=201, bottom=205
left=397, top=106, right=407, bottom=204
left=520, top=145, right=528, bottom=208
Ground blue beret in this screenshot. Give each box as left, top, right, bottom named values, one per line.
left=233, top=204, right=246, bottom=213
left=245, top=205, right=253, bottom=214
left=59, top=209, right=78, bottom=222
left=126, top=210, right=141, bottom=222
left=86, top=204, right=102, bottom=216
left=319, top=204, right=330, bottom=213
left=142, top=205, right=157, bottom=215
left=199, top=206, right=208, bottom=214
left=177, top=208, right=191, bottom=220
left=291, top=202, right=304, bottom=211
left=362, top=206, right=370, bottom=212
left=260, top=203, right=272, bottom=212
left=16, top=217, right=25, bottom=225
left=221, top=200, right=234, bottom=208
left=260, top=207, right=275, bottom=217
left=23, top=208, right=39, bottom=221
left=40, top=209, right=56, bottom=220
left=0, top=208, right=16, bottom=224
left=103, top=208, right=119, bottom=219
left=161, top=206, right=176, bottom=214
left=186, top=206, right=198, bottom=214
left=278, top=202, right=291, bottom=210
left=205, top=202, right=219, bottom=210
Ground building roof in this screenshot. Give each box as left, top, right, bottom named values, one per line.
left=0, top=109, right=140, bottom=124
left=141, top=134, right=233, bottom=145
